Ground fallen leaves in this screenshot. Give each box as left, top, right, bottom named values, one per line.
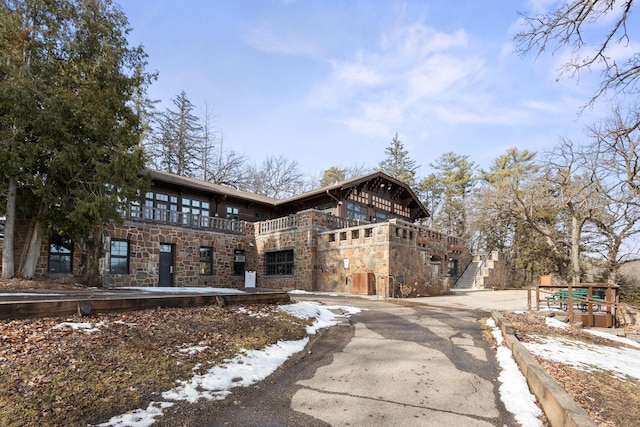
left=0, top=303, right=309, bottom=427
left=503, top=311, right=640, bottom=427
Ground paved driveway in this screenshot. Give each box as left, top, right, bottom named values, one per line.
left=155, top=291, right=523, bottom=426
left=289, top=294, right=515, bottom=426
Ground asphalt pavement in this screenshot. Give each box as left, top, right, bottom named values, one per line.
left=155, top=290, right=523, bottom=426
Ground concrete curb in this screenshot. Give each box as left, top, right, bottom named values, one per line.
left=491, top=310, right=597, bottom=427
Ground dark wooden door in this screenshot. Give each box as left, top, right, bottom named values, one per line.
left=159, top=243, right=174, bottom=287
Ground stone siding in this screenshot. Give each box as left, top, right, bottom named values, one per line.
left=1, top=210, right=467, bottom=297
left=101, top=221, right=256, bottom=288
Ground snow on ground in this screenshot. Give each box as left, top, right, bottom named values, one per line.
left=486, top=317, right=543, bottom=427
left=52, top=321, right=106, bottom=333
left=119, top=287, right=246, bottom=294
left=91, top=301, right=360, bottom=427
left=523, top=334, right=640, bottom=381
left=57, top=298, right=640, bottom=427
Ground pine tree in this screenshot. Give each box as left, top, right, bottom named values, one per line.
left=152, top=91, right=204, bottom=177
left=0, top=0, right=153, bottom=281
left=421, top=152, right=475, bottom=237
left=378, top=133, right=419, bottom=188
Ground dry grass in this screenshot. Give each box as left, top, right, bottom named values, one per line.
left=0, top=280, right=310, bottom=427
left=4, top=280, right=638, bottom=426
left=503, top=311, right=640, bottom=427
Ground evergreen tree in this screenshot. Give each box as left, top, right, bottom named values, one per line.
left=378, top=133, right=419, bottom=188
left=0, top=0, right=153, bottom=281
left=320, top=167, right=347, bottom=187
left=421, top=152, right=475, bottom=237
left=150, top=91, right=204, bottom=177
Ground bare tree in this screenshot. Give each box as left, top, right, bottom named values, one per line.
left=200, top=100, right=219, bottom=182
left=205, top=134, right=251, bottom=189
left=548, top=140, right=602, bottom=286
left=516, top=0, right=639, bottom=105
left=585, top=106, right=640, bottom=280
left=243, top=155, right=305, bottom=199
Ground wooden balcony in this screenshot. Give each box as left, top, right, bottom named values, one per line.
left=120, top=205, right=245, bottom=234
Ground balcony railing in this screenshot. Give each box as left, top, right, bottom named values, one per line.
left=122, top=205, right=245, bottom=234
left=258, top=214, right=297, bottom=234
left=326, top=214, right=361, bottom=230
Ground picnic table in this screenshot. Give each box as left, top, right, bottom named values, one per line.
left=545, top=288, right=602, bottom=311
left=531, top=279, right=620, bottom=327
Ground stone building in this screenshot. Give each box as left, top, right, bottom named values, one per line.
left=0, top=169, right=469, bottom=296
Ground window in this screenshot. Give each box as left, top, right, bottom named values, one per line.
left=226, top=206, right=240, bottom=220
left=254, top=212, right=267, bottom=221
left=346, top=201, right=368, bottom=221
left=48, top=236, right=73, bottom=274
left=374, top=211, right=389, bottom=222
left=144, top=191, right=178, bottom=222
left=183, top=198, right=210, bottom=226
left=265, top=250, right=294, bottom=276
left=110, top=240, right=129, bottom=275
left=314, top=203, right=333, bottom=211
left=199, top=247, right=213, bottom=276
left=234, top=250, right=245, bottom=276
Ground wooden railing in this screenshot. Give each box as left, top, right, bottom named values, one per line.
left=121, top=205, right=245, bottom=234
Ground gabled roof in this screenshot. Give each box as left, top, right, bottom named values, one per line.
left=143, top=169, right=430, bottom=220
left=143, top=169, right=278, bottom=205
left=277, top=171, right=430, bottom=220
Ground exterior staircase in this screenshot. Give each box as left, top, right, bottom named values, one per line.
left=454, top=251, right=504, bottom=290
left=455, top=260, right=479, bottom=289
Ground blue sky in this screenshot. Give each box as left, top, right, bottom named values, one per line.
left=119, top=0, right=611, bottom=178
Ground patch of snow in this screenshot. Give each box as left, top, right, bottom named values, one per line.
left=279, top=301, right=361, bottom=334
left=545, top=317, right=569, bottom=329
left=583, top=329, right=640, bottom=349
left=118, top=287, right=246, bottom=294
left=52, top=321, right=105, bottom=333
left=94, top=301, right=354, bottom=426
left=162, top=339, right=309, bottom=403
left=524, top=335, right=640, bottom=380
left=177, top=345, right=209, bottom=355
left=486, top=318, right=543, bottom=427
left=92, top=401, right=174, bottom=427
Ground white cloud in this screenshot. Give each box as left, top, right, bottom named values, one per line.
left=305, top=22, right=490, bottom=136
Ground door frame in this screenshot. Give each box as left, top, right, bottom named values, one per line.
left=158, top=243, right=174, bottom=287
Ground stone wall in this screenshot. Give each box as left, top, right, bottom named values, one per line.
left=313, top=219, right=463, bottom=297
left=254, top=210, right=323, bottom=291
left=101, top=221, right=256, bottom=288
left=1, top=209, right=467, bottom=297
left=316, top=223, right=389, bottom=294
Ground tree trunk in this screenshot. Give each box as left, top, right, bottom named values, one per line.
left=19, top=203, right=47, bottom=280
left=83, top=225, right=104, bottom=287
left=20, top=219, right=44, bottom=279
left=1, top=177, right=17, bottom=279
left=571, top=215, right=581, bottom=286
